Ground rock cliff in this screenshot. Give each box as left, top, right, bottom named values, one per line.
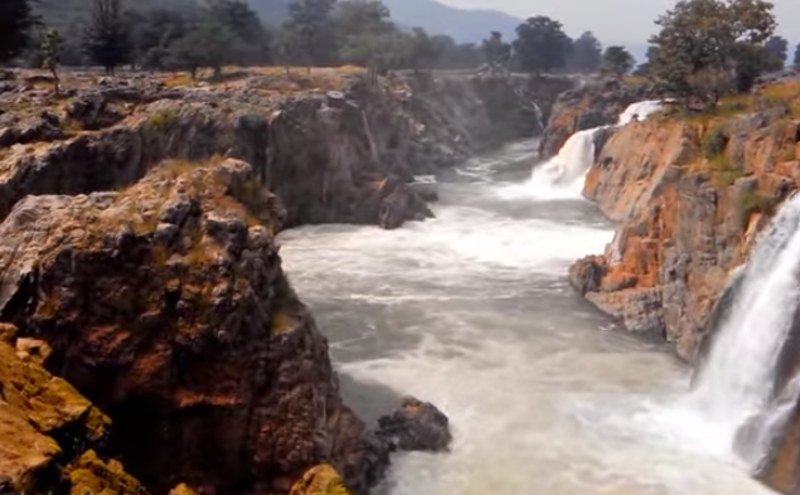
left=565, top=79, right=800, bottom=493
left=0, top=67, right=546, bottom=495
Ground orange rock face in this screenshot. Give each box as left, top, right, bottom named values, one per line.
left=568, top=86, right=800, bottom=492
left=572, top=110, right=800, bottom=360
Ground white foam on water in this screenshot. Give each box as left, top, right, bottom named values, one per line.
left=519, top=100, right=664, bottom=200
left=277, top=101, right=777, bottom=495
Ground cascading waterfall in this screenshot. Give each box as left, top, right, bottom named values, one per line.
left=689, top=192, right=800, bottom=469
left=528, top=100, right=662, bottom=199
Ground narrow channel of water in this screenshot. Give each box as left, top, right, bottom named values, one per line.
left=279, top=139, right=775, bottom=494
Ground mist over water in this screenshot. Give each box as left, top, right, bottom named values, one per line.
left=280, top=137, right=776, bottom=494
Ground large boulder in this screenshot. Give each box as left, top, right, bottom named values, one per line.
left=376, top=397, right=452, bottom=453
left=0, top=158, right=385, bottom=494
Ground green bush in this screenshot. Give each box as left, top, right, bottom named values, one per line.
left=735, top=190, right=773, bottom=230
left=703, top=125, right=729, bottom=159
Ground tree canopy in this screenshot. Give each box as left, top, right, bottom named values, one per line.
left=601, top=46, right=634, bottom=78
left=83, top=0, right=132, bottom=73
left=1, top=0, right=38, bottom=64
left=763, top=35, right=788, bottom=72
left=569, top=31, right=602, bottom=74
left=512, top=16, right=571, bottom=74
left=648, top=0, right=776, bottom=109
left=481, top=31, right=511, bottom=75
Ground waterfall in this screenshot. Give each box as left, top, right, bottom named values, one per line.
left=528, top=100, right=662, bottom=199
left=690, top=192, right=800, bottom=469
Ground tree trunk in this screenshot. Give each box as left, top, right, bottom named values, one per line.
left=50, top=68, right=60, bottom=95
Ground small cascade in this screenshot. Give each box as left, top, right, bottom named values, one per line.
left=529, top=100, right=662, bottom=199
left=690, top=192, right=800, bottom=469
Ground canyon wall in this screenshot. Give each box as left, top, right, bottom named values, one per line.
left=0, top=68, right=556, bottom=495
left=564, top=80, right=800, bottom=492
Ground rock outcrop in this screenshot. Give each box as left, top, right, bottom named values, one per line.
left=0, top=158, right=384, bottom=495
left=376, top=398, right=452, bottom=453
left=539, top=78, right=655, bottom=158
left=0, top=324, right=146, bottom=495
left=0, top=68, right=562, bottom=232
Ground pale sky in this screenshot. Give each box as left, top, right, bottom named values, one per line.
left=438, top=0, right=800, bottom=46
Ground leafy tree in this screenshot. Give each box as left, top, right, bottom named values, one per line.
left=794, top=43, right=800, bottom=71
left=649, top=0, right=776, bottom=110
left=283, top=0, right=338, bottom=70
left=206, top=0, right=271, bottom=65
left=83, top=0, right=132, bottom=73
left=601, top=46, right=635, bottom=77
left=569, top=31, right=602, bottom=73
left=40, top=29, right=64, bottom=93
left=335, top=0, right=393, bottom=38
left=408, top=27, right=444, bottom=72
left=126, top=9, right=188, bottom=69
left=481, top=31, right=511, bottom=75
left=763, top=35, right=788, bottom=71
left=167, top=22, right=237, bottom=78
left=341, top=30, right=411, bottom=81
left=512, top=16, right=571, bottom=74
left=1, top=0, right=38, bottom=64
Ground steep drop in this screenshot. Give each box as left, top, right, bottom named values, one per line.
left=690, top=193, right=800, bottom=469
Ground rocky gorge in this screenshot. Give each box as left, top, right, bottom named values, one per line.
left=0, top=67, right=568, bottom=495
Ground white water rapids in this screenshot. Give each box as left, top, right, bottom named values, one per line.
left=279, top=104, right=778, bottom=494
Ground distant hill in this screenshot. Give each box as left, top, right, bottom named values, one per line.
left=381, top=0, right=523, bottom=43
left=246, top=0, right=523, bottom=43
left=35, top=0, right=523, bottom=45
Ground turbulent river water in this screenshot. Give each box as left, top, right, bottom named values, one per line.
left=279, top=140, right=776, bottom=495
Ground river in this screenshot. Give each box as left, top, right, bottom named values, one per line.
left=279, top=139, right=776, bottom=495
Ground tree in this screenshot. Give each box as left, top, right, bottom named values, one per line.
left=569, top=31, right=602, bottom=73
left=335, top=0, right=393, bottom=38
left=206, top=0, right=271, bottom=65
left=283, top=0, right=338, bottom=70
left=83, top=0, right=132, bottom=74
left=649, top=0, right=776, bottom=110
left=794, top=43, right=800, bottom=71
left=763, top=35, right=788, bottom=72
left=126, top=9, right=188, bottom=69
left=512, top=16, right=571, bottom=74
left=167, top=22, right=237, bottom=78
left=408, top=27, right=443, bottom=71
left=40, top=29, right=64, bottom=94
left=341, top=30, right=411, bottom=81
left=601, top=46, right=635, bottom=77
left=0, top=0, right=38, bottom=64
left=481, top=31, right=511, bottom=75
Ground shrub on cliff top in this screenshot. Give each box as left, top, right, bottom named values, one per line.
left=703, top=125, right=729, bottom=159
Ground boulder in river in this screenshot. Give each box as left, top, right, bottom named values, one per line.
left=376, top=397, right=452, bottom=453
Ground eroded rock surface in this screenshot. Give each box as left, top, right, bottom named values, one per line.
left=0, top=159, right=384, bottom=494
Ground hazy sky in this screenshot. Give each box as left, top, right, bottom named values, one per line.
left=439, top=0, right=800, bottom=46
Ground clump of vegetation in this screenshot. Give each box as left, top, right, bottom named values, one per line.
left=703, top=125, right=729, bottom=159
left=735, top=189, right=774, bottom=230
left=149, top=110, right=178, bottom=132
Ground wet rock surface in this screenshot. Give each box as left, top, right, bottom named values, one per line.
left=376, top=397, right=453, bottom=453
